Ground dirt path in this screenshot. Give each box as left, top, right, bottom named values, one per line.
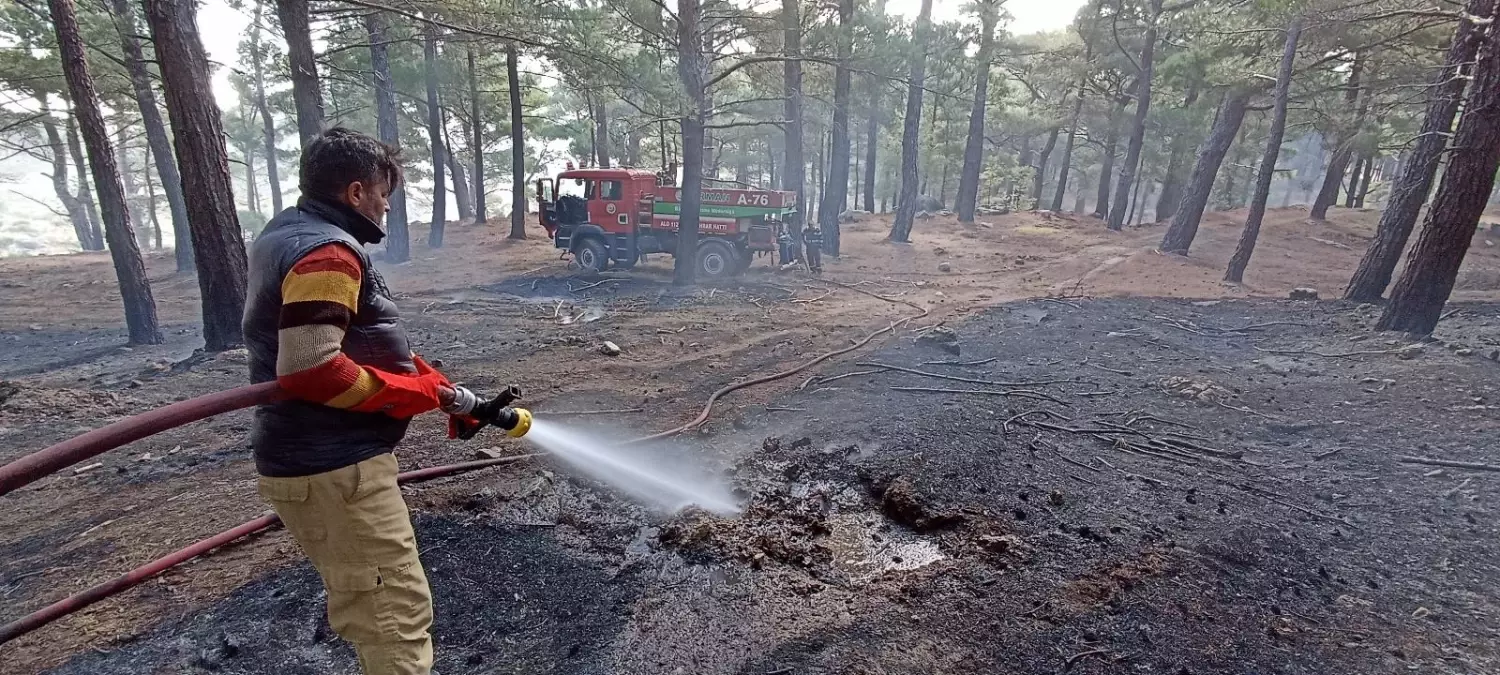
left=1, top=206, right=1499, bottom=673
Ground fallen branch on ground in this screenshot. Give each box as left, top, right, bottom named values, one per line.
left=1398, top=455, right=1500, bottom=473
left=1095, top=457, right=1165, bottom=487
left=805, top=368, right=887, bottom=389
left=922, top=357, right=999, bottom=367
left=1229, top=320, right=1313, bottom=332
left=1061, top=648, right=1112, bottom=673
left=1038, top=297, right=1082, bottom=309
left=1223, top=481, right=1358, bottom=528
left=1252, top=345, right=1403, bottom=359
left=858, top=361, right=1076, bottom=387
left=791, top=290, right=836, bottom=303
left=569, top=279, right=615, bottom=293
left=889, top=385, right=1068, bottom=405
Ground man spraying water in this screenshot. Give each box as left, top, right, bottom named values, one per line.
left=243, top=127, right=529, bottom=675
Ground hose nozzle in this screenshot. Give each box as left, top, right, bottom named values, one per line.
left=495, top=407, right=533, bottom=438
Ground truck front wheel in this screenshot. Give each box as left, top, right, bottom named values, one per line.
left=573, top=237, right=609, bottom=273
left=696, top=240, right=736, bottom=280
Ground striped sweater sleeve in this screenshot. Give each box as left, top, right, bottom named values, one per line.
left=276, top=244, right=446, bottom=417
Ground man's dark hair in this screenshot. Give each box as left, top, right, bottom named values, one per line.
left=299, top=127, right=404, bottom=201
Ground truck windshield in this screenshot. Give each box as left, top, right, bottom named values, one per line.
left=559, top=179, right=587, bottom=199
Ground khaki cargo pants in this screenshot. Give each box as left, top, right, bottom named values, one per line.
left=258, top=453, right=434, bottom=675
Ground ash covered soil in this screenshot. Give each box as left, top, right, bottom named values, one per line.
left=39, top=297, right=1500, bottom=675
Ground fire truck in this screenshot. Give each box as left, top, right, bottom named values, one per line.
left=536, top=167, right=798, bottom=279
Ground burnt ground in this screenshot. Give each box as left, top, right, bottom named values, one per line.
left=33, top=297, right=1500, bottom=675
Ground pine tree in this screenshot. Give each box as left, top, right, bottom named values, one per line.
left=145, top=0, right=248, bottom=351
left=49, top=0, right=161, bottom=345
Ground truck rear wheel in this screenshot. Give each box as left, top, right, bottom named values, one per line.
left=573, top=237, right=609, bottom=273
left=696, top=240, right=736, bottom=281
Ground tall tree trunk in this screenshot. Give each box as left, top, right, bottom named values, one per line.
left=1128, top=159, right=1148, bottom=226
left=250, top=0, right=282, bottom=214
left=50, top=0, right=161, bottom=344
left=364, top=12, right=409, bottom=262
left=1343, top=155, right=1364, bottom=208
left=507, top=41, right=526, bottom=240
left=1156, top=87, right=1201, bottom=222
left=674, top=0, right=707, bottom=285
left=939, top=161, right=950, bottom=206
left=889, top=0, right=934, bottom=242
left=817, top=0, right=854, bottom=255
left=593, top=96, right=611, bottom=168
left=1223, top=20, right=1302, bottom=280
left=1348, top=4, right=1487, bottom=301
left=1051, top=82, right=1086, bottom=212
left=1156, top=143, right=1184, bottom=218
left=1220, top=138, right=1240, bottom=210
left=443, top=109, right=473, bottom=221
left=1354, top=153, right=1375, bottom=207
left=816, top=128, right=828, bottom=217
left=704, top=128, right=717, bottom=178
left=767, top=140, right=777, bottom=189
left=276, top=0, right=323, bottom=146
left=423, top=22, right=446, bottom=247
left=117, top=119, right=144, bottom=250
left=782, top=0, right=806, bottom=259
left=1031, top=127, right=1060, bottom=209
left=145, top=0, right=249, bottom=351
left=954, top=0, right=999, bottom=222
left=1311, top=151, right=1353, bottom=220
left=1108, top=0, right=1162, bottom=231
left=1378, top=15, right=1500, bottom=334
left=586, top=100, right=597, bottom=163
left=1160, top=89, right=1254, bottom=253
left=143, top=149, right=163, bottom=249
left=469, top=47, right=486, bottom=224
left=627, top=124, right=642, bottom=166
left=1094, top=99, right=1124, bottom=219
left=863, top=94, right=878, bottom=212
left=736, top=142, right=751, bottom=185
left=38, top=103, right=96, bottom=251
left=1073, top=169, right=1090, bottom=213
left=65, top=117, right=105, bottom=249
left=110, top=0, right=191, bottom=268
left=244, top=138, right=260, bottom=214
left=1310, top=52, right=1365, bottom=220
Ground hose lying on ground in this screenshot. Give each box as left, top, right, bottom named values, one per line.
left=631, top=279, right=930, bottom=442
left=0, top=382, right=287, bottom=497
left=0, top=278, right=929, bottom=646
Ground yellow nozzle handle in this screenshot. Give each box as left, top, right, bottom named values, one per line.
left=505, top=408, right=533, bottom=438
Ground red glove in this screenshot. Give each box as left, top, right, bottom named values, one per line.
left=350, top=356, right=452, bottom=420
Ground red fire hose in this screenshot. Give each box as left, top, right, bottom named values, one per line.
left=0, top=382, right=287, bottom=497
left=0, top=453, right=540, bottom=645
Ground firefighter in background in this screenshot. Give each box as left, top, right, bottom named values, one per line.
left=777, top=220, right=796, bottom=266
left=803, top=222, right=824, bottom=275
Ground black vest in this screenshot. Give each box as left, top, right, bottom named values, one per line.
left=244, top=199, right=415, bottom=477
